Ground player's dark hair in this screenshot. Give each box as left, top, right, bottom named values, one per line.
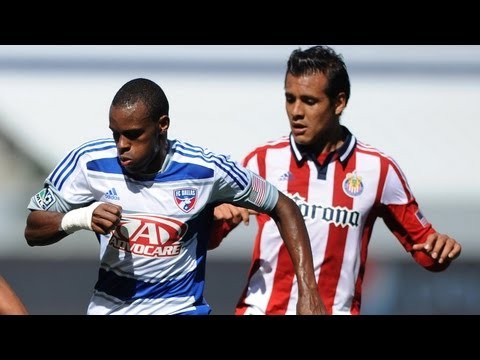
left=112, top=78, right=169, bottom=121
left=286, top=45, right=350, bottom=104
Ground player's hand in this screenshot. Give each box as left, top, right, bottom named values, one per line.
left=296, top=291, right=328, bottom=315
left=91, top=203, right=123, bottom=235
left=412, top=232, right=462, bottom=264
left=213, top=204, right=252, bottom=226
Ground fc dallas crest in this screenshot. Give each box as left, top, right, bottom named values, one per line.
left=173, top=188, right=198, bottom=213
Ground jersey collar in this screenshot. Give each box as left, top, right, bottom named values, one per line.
left=290, top=126, right=356, bottom=166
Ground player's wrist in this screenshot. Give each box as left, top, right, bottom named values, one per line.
left=60, top=202, right=104, bottom=234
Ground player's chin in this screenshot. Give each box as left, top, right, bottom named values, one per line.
left=293, top=134, right=313, bottom=146
left=122, top=163, right=141, bottom=176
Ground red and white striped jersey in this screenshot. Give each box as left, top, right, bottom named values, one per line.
left=228, top=127, right=443, bottom=315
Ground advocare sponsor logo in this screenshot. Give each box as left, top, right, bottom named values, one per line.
left=109, top=214, right=188, bottom=257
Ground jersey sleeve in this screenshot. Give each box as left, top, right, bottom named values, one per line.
left=208, top=149, right=278, bottom=250
left=379, top=159, right=446, bottom=271
left=209, top=153, right=278, bottom=213
left=27, top=144, right=96, bottom=213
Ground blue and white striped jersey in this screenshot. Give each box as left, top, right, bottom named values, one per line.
left=28, top=138, right=278, bottom=315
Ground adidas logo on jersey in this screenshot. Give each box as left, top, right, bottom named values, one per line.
left=279, top=171, right=293, bottom=181
left=105, top=188, right=120, bottom=201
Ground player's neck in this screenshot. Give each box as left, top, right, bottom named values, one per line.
left=129, top=141, right=169, bottom=180
left=313, top=124, right=345, bottom=155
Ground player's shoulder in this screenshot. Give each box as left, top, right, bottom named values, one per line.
left=170, top=138, right=231, bottom=163
left=356, top=139, right=393, bottom=159
left=171, top=138, right=211, bottom=155
left=65, top=138, right=117, bottom=161
left=355, top=139, right=403, bottom=170
left=240, top=136, right=290, bottom=165
left=70, top=137, right=115, bottom=152
left=246, top=136, right=290, bottom=155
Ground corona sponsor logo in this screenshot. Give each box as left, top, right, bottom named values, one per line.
left=287, top=192, right=361, bottom=228
left=108, top=214, right=188, bottom=257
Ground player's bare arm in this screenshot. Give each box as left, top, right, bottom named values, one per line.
left=0, top=276, right=28, bottom=315
left=269, top=192, right=327, bottom=315
left=412, top=233, right=462, bottom=264
left=25, top=210, right=69, bottom=246
left=25, top=203, right=122, bottom=246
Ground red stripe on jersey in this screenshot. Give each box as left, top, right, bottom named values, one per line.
left=376, top=155, right=390, bottom=204
left=242, top=149, right=257, bottom=167
left=242, top=138, right=289, bottom=169
left=383, top=202, right=435, bottom=252
left=387, top=159, right=414, bottom=200
left=378, top=159, right=442, bottom=269
left=265, top=153, right=310, bottom=314
left=235, top=215, right=269, bottom=315
left=317, top=155, right=356, bottom=313
left=357, top=145, right=414, bottom=200
left=351, top=152, right=388, bottom=314
left=236, top=147, right=271, bottom=314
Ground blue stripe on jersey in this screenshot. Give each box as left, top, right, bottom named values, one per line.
left=86, top=157, right=123, bottom=174
left=95, top=267, right=205, bottom=302
left=86, top=158, right=215, bottom=181
left=50, top=139, right=116, bottom=190
left=49, top=139, right=113, bottom=184
left=160, top=161, right=213, bottom=181
left=175, top=141, right=249, bottom=185
left=173, top=142, right=249, bottom=189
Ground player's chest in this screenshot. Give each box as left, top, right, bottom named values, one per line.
left=92, top=180, right=213, bottom=216
left=267, top=160, right=381, bottom=213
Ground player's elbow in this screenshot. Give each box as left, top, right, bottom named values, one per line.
left=207, top=240, right=222, bottom=251
left=24, top=228, right=40, bottom=247
left=24, top=224, right=62, bottom=247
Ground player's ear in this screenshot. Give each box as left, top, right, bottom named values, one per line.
left=158, top=115, right=170, bottom=133
left=334, top=92, right=347, bottom=116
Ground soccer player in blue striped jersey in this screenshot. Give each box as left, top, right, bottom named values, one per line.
left=24, top=78, right=326, bottom=315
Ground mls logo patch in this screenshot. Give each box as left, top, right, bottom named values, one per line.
left=174, top=188, right=197, bottom=213
left=34, top=188, right=57, bottom=210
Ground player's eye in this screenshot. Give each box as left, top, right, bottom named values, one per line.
left=285, top=94, right=295, bottom=103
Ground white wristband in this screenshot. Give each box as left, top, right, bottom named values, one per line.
left=60, top=202, right=104, bottom=234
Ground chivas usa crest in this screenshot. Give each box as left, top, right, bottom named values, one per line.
left=342, top=171, right=364, bottom=197
left=174, top=188, right=198, bottom=213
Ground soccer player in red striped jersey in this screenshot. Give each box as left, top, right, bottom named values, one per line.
left=209, top=45, right=462, bottom=315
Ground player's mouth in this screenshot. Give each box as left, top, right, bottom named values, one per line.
left=292, top=125, right=307, bottom=136
left=120, top=157, right=133, bottom=167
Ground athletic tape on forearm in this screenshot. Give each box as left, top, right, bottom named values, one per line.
left=60, top=202, right=104, bottom=234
